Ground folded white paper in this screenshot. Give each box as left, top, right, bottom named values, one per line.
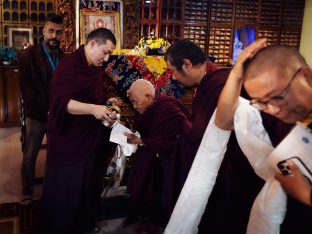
left=110, top=122, right=132, bottom=145
left=109, top=122, right=138, bottom=156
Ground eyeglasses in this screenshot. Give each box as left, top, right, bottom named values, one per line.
left=250, top=67, right=302, bottom=110
left=48, top=28, right=63, bottom=35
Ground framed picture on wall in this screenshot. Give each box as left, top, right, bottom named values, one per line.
left=79, top=10, right=121, bottom=48
left=232, top=25, right=256, bottom=64
left=8, top=27, right=34, bottom=51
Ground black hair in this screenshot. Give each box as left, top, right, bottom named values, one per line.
left=86, top=28, right=116, bottom=46
left=165, top=39, right=206, bottom=72
left=46, top=13, right=63, bottom=24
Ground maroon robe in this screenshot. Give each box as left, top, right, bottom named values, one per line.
left=47, top=46, right=106, bottom=167
left=173, top=62, right=309, bottom=233
left=127, top=95, right=191, bottom=226
left=172, top=65, right=292, bottom=233
left=43, top=46, right=109, bottom=233
left=175, top=67, right=231, bottom=193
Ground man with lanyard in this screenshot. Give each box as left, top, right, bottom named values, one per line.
left=18, top=13, right=64, bottom=205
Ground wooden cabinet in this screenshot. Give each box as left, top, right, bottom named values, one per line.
left=139, top=0, right=184, bottom=43
left=0, top=0, right=56, bottom=46
left=0, top=65, right=20, bottom=127
left=139, top=0, right=160, bottom=38
left=160, top=0, right=183, bottom=42
left=135, top=0, right=305, bottom=66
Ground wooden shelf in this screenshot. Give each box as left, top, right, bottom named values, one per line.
left=128, top=0, right=305, bottom=66
left=0, top=0, right=56, bottom=47
left=0, top=65, right=20, bottom=127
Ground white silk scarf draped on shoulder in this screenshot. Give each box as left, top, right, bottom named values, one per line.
left=165, top=111, right=231, bottom=234
left=234, top=98, right=287, bottom=234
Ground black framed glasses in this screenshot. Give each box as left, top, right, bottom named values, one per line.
left=250, top=67, right=302, bottom=110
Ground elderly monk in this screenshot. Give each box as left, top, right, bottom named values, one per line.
left=43, top=28, right=118, bottom=234
left=216, top=39, right=312, bottom=234
left=124, top=79, right=191, bottom=228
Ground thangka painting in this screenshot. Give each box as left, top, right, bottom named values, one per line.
left=79, top=10, right=121, bottom=48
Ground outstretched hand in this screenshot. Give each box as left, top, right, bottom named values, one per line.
left=124, top=132, right=143, bottom=145
left=275, top=160, right=312, bottom=206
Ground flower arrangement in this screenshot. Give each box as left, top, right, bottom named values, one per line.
left=130, top=36, right=171, bottom=56
left=0, top=46, right=17, bottom=65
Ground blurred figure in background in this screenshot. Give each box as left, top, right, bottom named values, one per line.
left=19, top=13, right=64, bottom=205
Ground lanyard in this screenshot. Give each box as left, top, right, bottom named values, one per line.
left=42, top=41, right=59, bottom=71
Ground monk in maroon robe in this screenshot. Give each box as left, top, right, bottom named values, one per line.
left=165, top=39, right=297, bottom=233
left=43, top=28, right=117, bottom=234
left=124, top=79, right=191, bottom=228
left=208, top=40, right=311, bottom=233
left=165, top=40, right=259, bottom=233
left=165, top=39, right=230, bottom=199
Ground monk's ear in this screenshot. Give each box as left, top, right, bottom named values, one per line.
left=302, top=66, right=312, bottom=87
left=182, top=59, right=192, bottom=72
left=146, top=94, right=153, bottom=103
left=88, top=39, right=97, bottom=47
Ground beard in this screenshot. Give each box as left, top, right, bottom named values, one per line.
left=46, top=38, right=60, bottom=50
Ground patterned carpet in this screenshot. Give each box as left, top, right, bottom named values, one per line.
left=0, top=201, right=40, bottom=234
left=0, top=198, right=125, bottom=234
left=0, top=195, right=163, bottom=234
left=0, top=197, right=128, bottom=234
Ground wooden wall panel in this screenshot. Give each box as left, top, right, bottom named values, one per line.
left=208, top=27, right=232, bottom=65
left=5, top=67, right=20, bottom=123
left=235, top=0, right=259, bottom=23
left=0, top=66, right=20, bottom=127
left=0, top=0, right=57, bottom=47
left=123, top=1, right=140, bottom=48
left=57, top=0, right=75, bottom=53
left=136, top=0, right=305, bottom=65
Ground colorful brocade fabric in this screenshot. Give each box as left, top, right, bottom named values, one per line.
left=102, top=54, right=184, bottom=98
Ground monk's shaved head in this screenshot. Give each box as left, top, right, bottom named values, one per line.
left=127, top=79, right=156, bottom=113
left=243, top=44, right=312, bottom=123
left=245, top=45, right=307, bottom=82
left=128, top=79, right=155, bottom=98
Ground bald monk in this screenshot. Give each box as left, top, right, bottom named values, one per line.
left=216, top=39, right=312, bottom=234
left=43, top=28, right=118, bottom=234
left=124, top=79, right=191, bottom=228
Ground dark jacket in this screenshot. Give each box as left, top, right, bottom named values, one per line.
left=18, top=41, right=63, bottom=122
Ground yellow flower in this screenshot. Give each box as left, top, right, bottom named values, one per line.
left=131, top=37, right=171, bottom=55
